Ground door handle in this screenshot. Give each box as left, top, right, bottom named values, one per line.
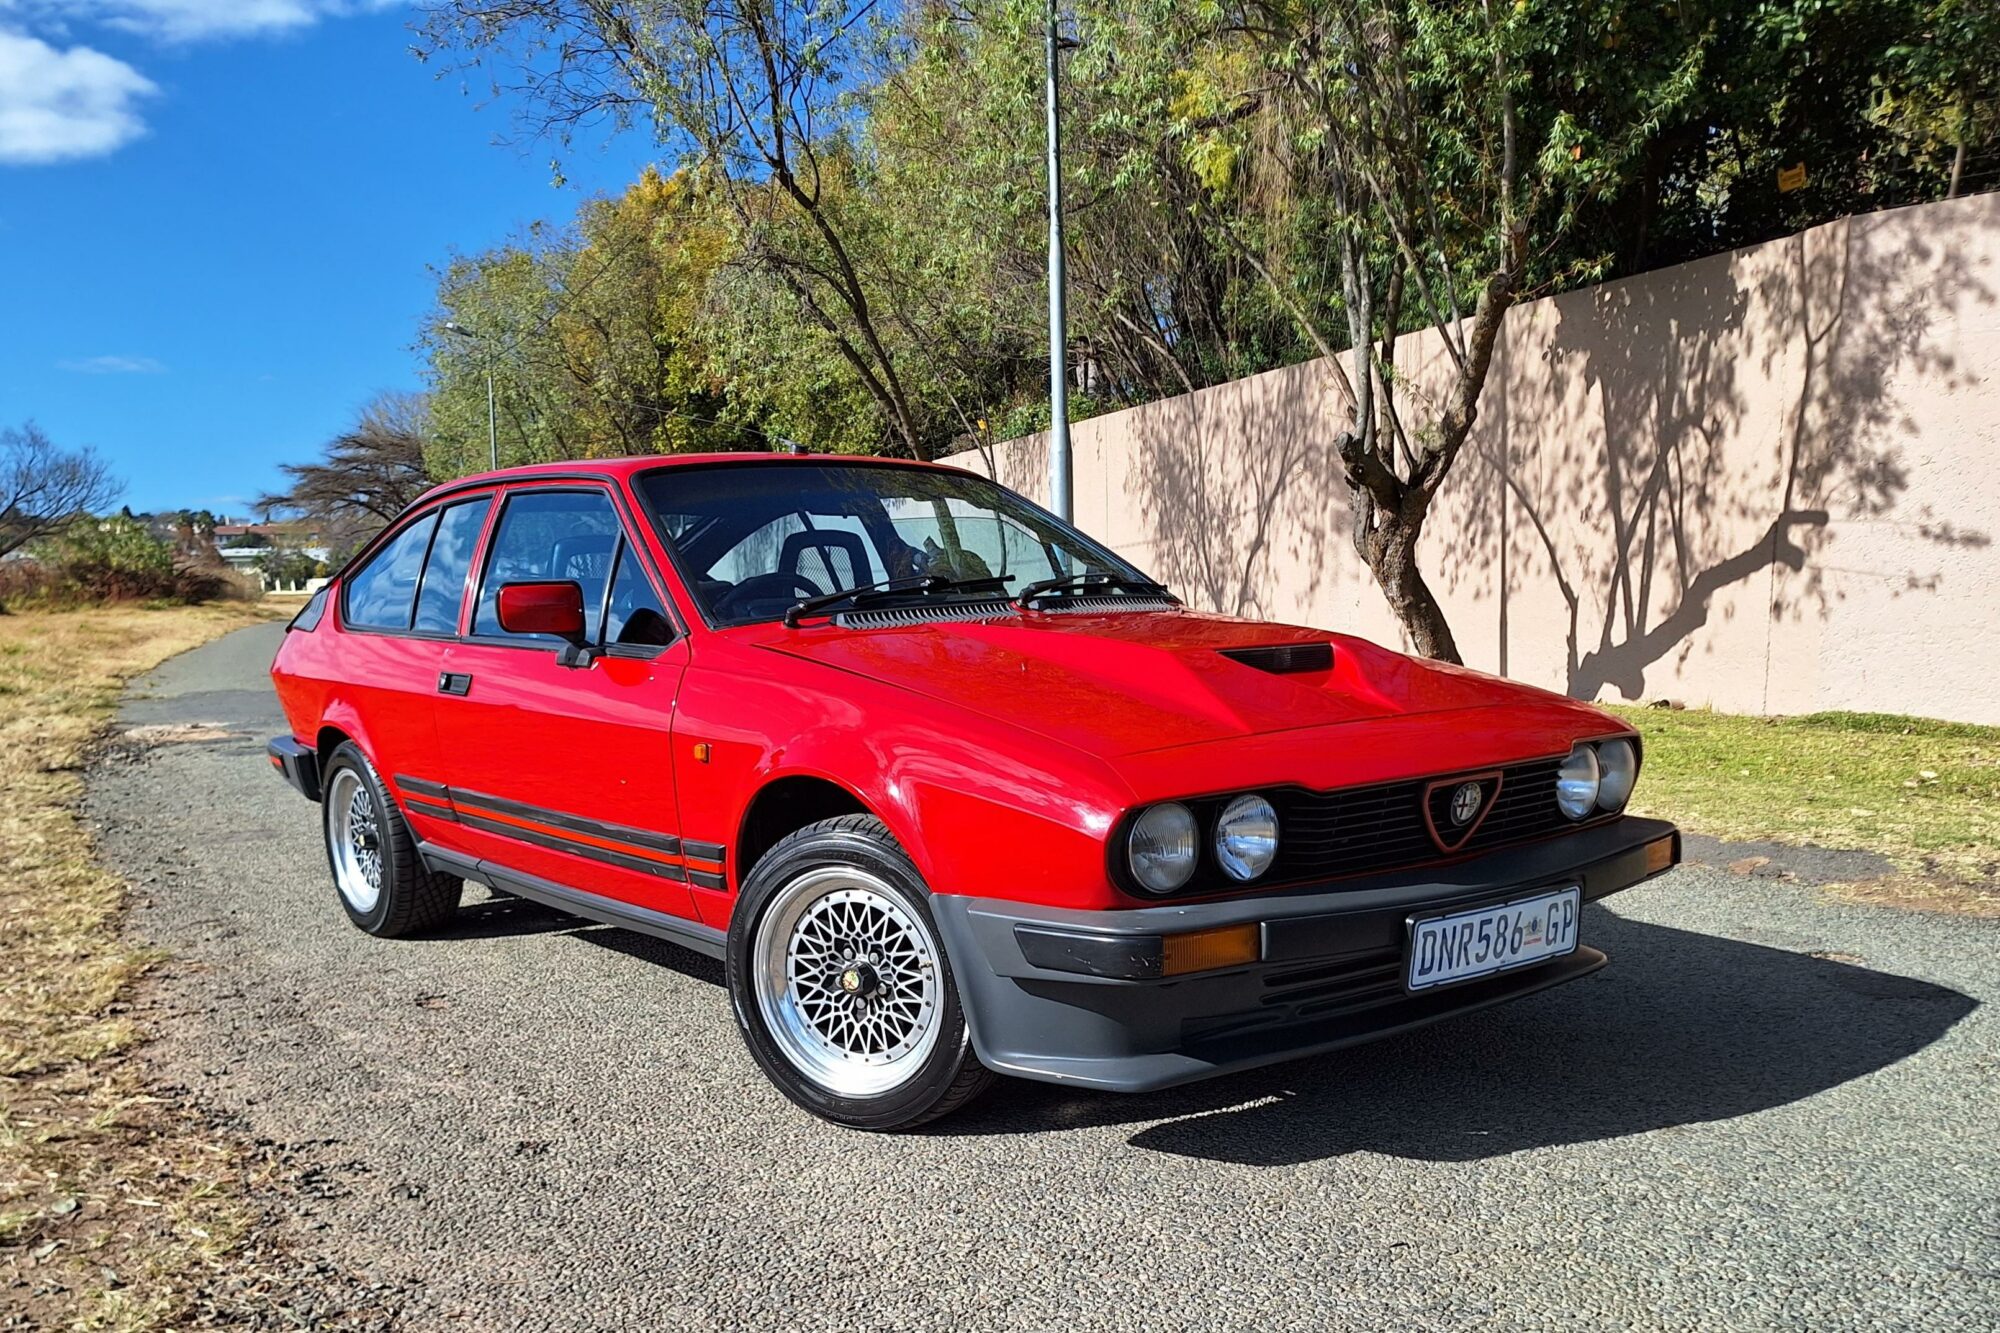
left=437, top=672, right=473, bottom=696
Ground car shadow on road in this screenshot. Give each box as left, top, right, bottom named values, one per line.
left=436, top=895, right=732, bottom=984
left=935, top=909, right=1978, bottom=1165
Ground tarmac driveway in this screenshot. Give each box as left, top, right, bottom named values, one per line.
left=88, top=624, right=1998, bottom=1330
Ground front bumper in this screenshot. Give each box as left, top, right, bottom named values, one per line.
left=932, top=816, right=1679, bottom=1093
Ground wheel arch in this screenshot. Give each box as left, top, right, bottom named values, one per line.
left=315, top=723, right=355, bottom=773
left=735, top=774, right=878, bottom=884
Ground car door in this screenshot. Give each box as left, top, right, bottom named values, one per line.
left=330, top=496, right=492, bottom=825
left=431, top=483, right=696, bottom=920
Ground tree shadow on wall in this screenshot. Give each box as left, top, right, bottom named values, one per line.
left=1451, top=205, right=1995, bottom=701
left=1124, top=360, right=1347, bottom=620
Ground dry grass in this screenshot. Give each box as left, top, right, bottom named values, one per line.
left=0, top=603, right=285, bottom=1329
left=1607, top=705, right=2000, bottom=916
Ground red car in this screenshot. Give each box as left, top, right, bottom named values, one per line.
left=269, top=455, right=1679, bottom=1129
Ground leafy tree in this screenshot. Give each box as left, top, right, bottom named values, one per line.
left=0, top=421, right=121, bottom=559
left=423, top=0, right=947, bottom=459
left=423, top=171, right=774, bottom=474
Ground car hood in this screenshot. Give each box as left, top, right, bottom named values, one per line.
left=751, top=608, right=1592, bottom=760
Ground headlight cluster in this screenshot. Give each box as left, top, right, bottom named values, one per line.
left=1557, top=738, right=1640, bottom=819
left=1126, top=794, right=1280, bottom=894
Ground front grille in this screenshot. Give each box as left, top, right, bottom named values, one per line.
left=1261, top=949, right=1405, bottom=1018
left=1269, top=756, right=1582, bottom=883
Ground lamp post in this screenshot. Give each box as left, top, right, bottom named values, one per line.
left=1045, top=1, right=1075, bottom=522
left=444, top=321, right=498, bottom=472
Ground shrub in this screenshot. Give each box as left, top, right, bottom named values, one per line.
left=0, top=517, right=252, bottom=609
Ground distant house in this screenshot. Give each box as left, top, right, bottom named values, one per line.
left=214, top=520, right=331, bottom=590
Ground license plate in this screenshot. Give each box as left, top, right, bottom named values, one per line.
left=1406, top=887, right=1581, bottom=992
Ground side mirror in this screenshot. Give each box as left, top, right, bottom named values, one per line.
left=497, top=580, right=587, bottom=642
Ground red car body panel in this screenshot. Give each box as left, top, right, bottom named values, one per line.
left=270, top=454, right=1644, bottom=923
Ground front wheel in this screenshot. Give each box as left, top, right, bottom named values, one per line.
left=726, top=815, right=994, bottom=1130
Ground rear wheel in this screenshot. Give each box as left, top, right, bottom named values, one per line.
left=727, top=815, right=994, bottom=1130
left=321, top=742, right=461, bottom=937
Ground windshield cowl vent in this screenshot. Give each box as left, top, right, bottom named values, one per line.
left=1032, top=595, right=1178, bottom=615
left=834, top=599, right=1016, bottom=630
left=1221, top=642, right=1335, bottom=674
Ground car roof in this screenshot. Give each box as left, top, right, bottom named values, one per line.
left=434, top=452, right=974, bottom=493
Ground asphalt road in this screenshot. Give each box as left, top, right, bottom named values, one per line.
left=88, top=623, right=1998, bottom=1331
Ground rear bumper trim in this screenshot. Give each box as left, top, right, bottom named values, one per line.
left=267, top=736, right=320, bottom=803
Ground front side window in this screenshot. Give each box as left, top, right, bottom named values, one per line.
left=473, top=489, right=622, bottom=642
left=343, top=510, right=439, bottom=632
left=411, top=498, right=492, bottom=634
left=603, top=541, right=675, bottom=647
left=639, top=462, right=1142, bottom=626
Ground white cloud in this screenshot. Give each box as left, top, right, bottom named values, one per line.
left=58, top=353, right=167, bottom=373
left=0, top=3, right=401, bottom=165
left=0, top=29, right=155, bottom=164
left=15, top=1, right=403, bottom=43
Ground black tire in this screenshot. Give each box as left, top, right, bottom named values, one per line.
left=726, top=815, right=995, bottom=1130
left=319, top=742, right=462, bottom=938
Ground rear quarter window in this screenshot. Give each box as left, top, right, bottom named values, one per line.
left=411, top=499, right=492, bottom=634
left=343, top=512, right=439, bottom=632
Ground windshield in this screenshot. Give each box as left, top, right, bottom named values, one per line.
left=635, top=461, right=1148, bottom=627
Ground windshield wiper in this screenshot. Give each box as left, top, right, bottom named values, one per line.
left=783, top=574, right=1014, bottom=627
left=1014, top=572, right=1174, bottom=607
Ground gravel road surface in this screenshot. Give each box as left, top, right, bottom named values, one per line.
left=89, top=623, right=1998, bottom=1330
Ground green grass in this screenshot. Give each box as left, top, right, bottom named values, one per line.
left=1605, top=705, right=2000, bottom=887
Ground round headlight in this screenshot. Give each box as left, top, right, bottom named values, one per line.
left=1214, top=794, right=1280, bottom=882
left=1128, top=802, right=1198, bottom=894
left=1596, top=738, right=1637, bottom=810
left=1556, top=743, right=1600, bottom=820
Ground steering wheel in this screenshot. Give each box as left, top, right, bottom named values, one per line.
left=714, top=572, right=826, bottom=619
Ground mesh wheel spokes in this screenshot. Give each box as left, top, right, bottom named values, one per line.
left=786, top=893, right=935, bottom=1061
left=347, top=788, right=382, bottom=891
left=753, top=870, right=945, bottom=1098
left=327, top=768, right=384, bottom=914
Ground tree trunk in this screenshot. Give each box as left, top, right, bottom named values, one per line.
left=1362, top=508, right=1462, bottom=664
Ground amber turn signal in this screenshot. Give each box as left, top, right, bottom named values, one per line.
left=1159, top=923, right=1262, bottom=977
left=1644, top=835, right=1678, bottom=875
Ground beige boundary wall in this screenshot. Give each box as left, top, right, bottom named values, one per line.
left=958, top=193, right=2000, bottom=725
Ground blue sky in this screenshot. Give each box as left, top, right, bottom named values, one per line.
left=0, top=2, right=655, bottom=514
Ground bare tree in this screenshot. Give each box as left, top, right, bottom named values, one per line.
left=259, top=392, right=438, bottom=552
left=0, top=421, right=122, bottom=559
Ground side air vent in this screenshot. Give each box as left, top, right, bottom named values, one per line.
left=1221, top=642, right=1334, bottom=674
left=1034, top=595, right=1178, bottom=615
left=833, top=599, right=1015, bottom=630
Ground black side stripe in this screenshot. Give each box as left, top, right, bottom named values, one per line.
left=405, top=797, right=456, bottom=822
left=451, top=787, right=682, bottom=856
left=688, top=869, right=727, bottom=891
left=397, top=774, right=449, bottom=801
left=683, top=839, right=727, bottom=864
left=456, top=811, right=689, bottom=881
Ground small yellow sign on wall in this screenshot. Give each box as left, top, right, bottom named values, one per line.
left=1777, top=163, right=1808, bottom=193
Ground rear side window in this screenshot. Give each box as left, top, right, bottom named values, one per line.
left=343, top=512, right=439, bottom=632
left=411, top=498, right=491, bottom=634
left=473, top=489, right=621, bottom=642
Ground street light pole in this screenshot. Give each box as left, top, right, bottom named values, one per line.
left=1045, top=0, right=1074, bottom=523
left=444, top=321, right=498, bottom=471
